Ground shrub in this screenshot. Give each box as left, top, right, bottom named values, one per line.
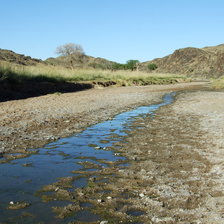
left=111, top=62, right=126, bottom=70
left=148, top=63, right=158, bottom=71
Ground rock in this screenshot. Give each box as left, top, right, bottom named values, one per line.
left=139, top=193, right=145, bottom=198
left=106, top=196, right=112, bottom=200
left=22, top=163, right=32, bottom=167
left=8, top=201, right=30, bottom=210
left=100, top=221, right=108, bottom=224
left=55, top=187, right=60, bottom=192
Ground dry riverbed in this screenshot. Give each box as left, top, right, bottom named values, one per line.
left=24, top=85, right=224, bottom=224
left=1, top=82, right=223, bottom=224
left=44, top=89, right=223, bottom=224
left=0, top=82, right=204, bottom=153
left=104, top=90, right=224, bottom=223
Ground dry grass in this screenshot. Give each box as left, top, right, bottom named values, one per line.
left=212, top=76, right=224, bottom=89
left=0, top=61, right=188, bottom=86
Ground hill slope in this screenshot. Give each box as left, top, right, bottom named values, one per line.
left=0, top=48, right=115, bottom=69
left=0, top=49, right=43, bottom=65
left=1, top=44, right=224, bottom=78
left=143, top=44, right=224, bottom=77
left=45, top=54, right=115, bottom=69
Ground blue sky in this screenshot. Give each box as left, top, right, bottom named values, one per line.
left=1, top=0, right=223, bottom=63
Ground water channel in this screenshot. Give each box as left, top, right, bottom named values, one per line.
left=0, top=92, right=176, bottom=223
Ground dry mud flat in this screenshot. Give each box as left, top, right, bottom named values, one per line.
left=0, top=82, right=204, bottom=153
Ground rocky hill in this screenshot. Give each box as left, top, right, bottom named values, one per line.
left=1, top=44, right=224, bottom=78
left=0, top=49, right=43, bottom=65
left=0, top=48, right=115, bottom=69
left=143, top=44, right=224, bottom=78
left=45, top=54, right=115, bottom=70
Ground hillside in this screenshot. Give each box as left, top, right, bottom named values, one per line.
left=1, top=44, right=224, bottom=78
left=45, top=54, right=115, bottom=69
left=0, top=48, right=115, bottom=69
left=143, top=44, right=224, bottom=78
left=0, top=49, right=43, bottom=65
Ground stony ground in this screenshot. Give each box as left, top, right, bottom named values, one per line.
left=0, top=82, right=204, bottom=153
left=1, top=82, right=223, bottom=223
left=101, top=90, right=224, bottom=223
left=36, top=88, right=224, bottom=224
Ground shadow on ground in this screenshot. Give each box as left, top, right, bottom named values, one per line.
left=0, top=82, right=93, bottom=102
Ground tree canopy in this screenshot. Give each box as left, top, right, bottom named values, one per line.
left=55, top=43, right=85, bottom=56
left=126, top=60, right=140, bottom=71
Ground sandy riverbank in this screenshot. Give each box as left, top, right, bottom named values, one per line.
left=0, top=82, right=205, bottom=153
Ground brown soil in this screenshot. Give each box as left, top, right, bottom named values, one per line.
left=0, top=82, right=206, bottom=154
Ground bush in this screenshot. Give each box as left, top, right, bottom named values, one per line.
left=126, top=60, right=140, bottom=71
left=148, top=63, right=158, bottom=71
left=111, top=62, right=126, bottom=70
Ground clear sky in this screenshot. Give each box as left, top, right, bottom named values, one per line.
left=1, top=0, right=223, bottom=63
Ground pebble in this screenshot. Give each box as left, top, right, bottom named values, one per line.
left=100, top=221, right=108, bottom=224
left=55, top=187, right=59, bottom=192
left=139, top=193, right=145, bottom=198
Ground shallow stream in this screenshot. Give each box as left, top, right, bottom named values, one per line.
left=0, top=92, right=176, bottom=223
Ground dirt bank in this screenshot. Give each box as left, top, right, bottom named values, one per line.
left=0, top=82, right=205, bottom=153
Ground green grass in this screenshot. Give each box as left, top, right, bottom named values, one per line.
left=0, top=61, right=189, bottom=86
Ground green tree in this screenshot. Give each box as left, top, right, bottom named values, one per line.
left=111, top=62, right=126, bottom=70
left=126, top=60, right=140, bottom=71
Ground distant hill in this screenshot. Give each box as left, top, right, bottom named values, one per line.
left=1, top=44, right=224, bottom=78
left=45, top=54, right=115, bottom=70
left=0, top=48, right=115, bottom=69
left=142, top=44, right=224, bottom=78
left=0, top=49, right=43, bottom=65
